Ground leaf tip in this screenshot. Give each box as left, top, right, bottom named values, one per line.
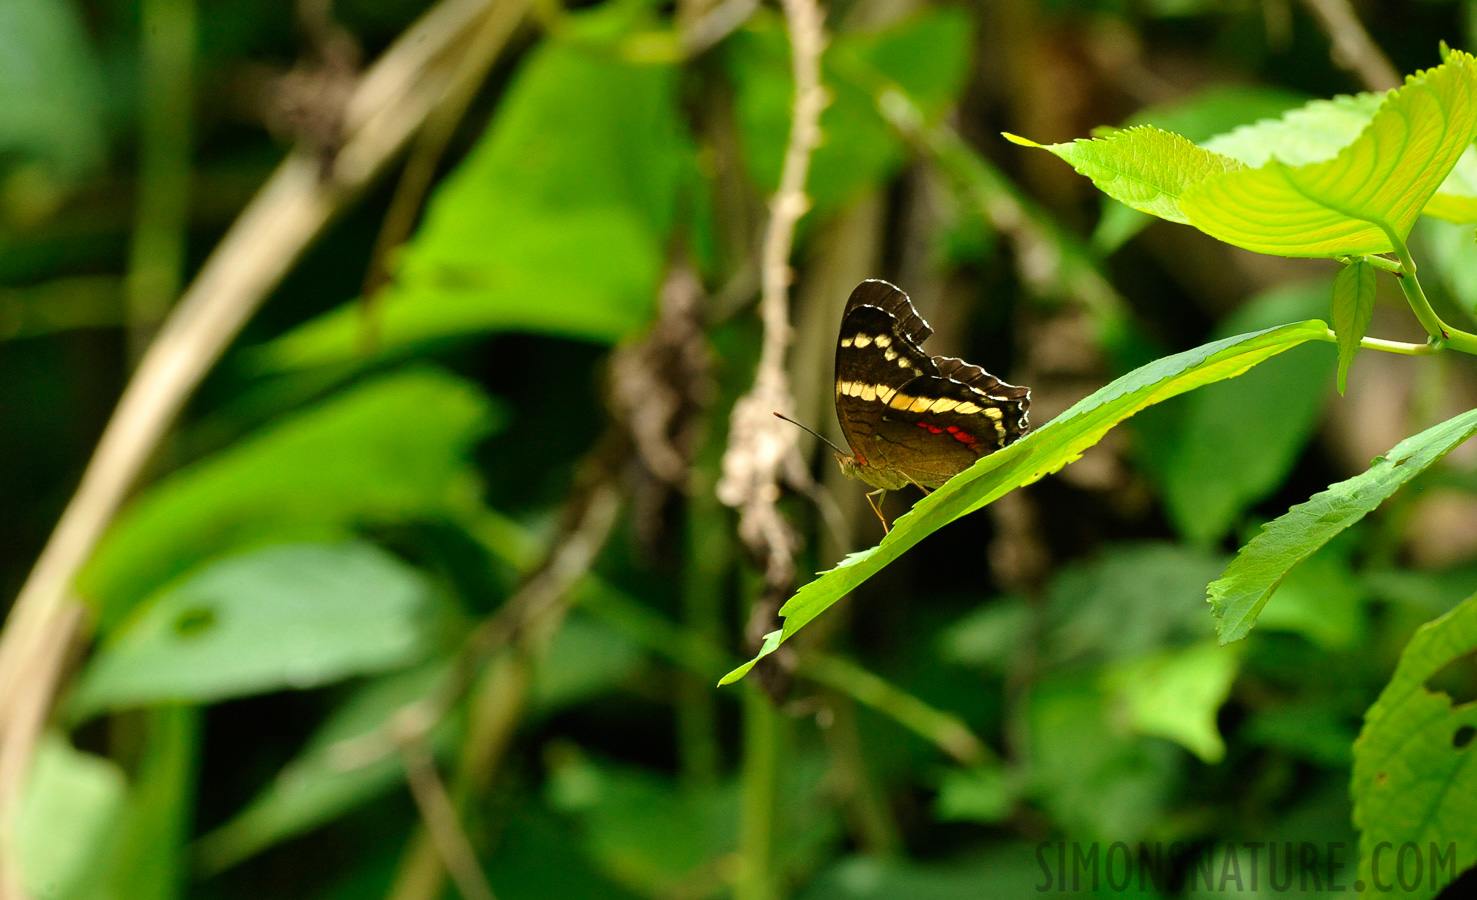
left=1002, top=132, right=1041, bottom=149
left=717, top=662, right=754, bottom=686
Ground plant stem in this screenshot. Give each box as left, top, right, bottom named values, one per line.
left=127, top=0, right=196, bottom=363
left=679, top=460, right=729, bottom=787
left=801, top=653, right=993, bottom=766
left=1386, top=230, right=1477, bottom=353
left=735, top=687, right=781, bottom=900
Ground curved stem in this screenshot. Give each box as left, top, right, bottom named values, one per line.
left=1384, top=229, right=1477, bottom=354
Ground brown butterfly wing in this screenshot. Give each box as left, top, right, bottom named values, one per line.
left=932, top=355, right=1030, bottom=442
left=843, top=280, right=932, bottom=344
left=865, top=376, right=1028, bottom=487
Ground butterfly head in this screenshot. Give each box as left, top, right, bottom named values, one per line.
left=836, top=452, right=862, bottom=479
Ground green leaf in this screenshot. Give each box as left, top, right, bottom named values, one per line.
left=1426, top=146, right=1477, bottom=223
left=1135, top=280, right=1334, bottom=544
left=1104, top=639, right=1241, bottom=763
left=1254, top=543, right=1367, bottom=650
left=196, top=662, right=457, bottom=873
left=85, top=707, right=199, bottom=900
left=17, top=735, right=126, bottom=900
left=1332, top=259, right=1376, bottom=393
left=71, top=542, right=434, bottom=716
left=938, top=598, right=1030, bottom=672
left=1028, top=675, right=1180, bottom=842
left=1419, top=216, right=1477, bottom=314
left=720, top=320, right=1331, bottom=685
left=1200, top=92, right=1384, bottom=167
left=80, top=369, right=498, bottom=632
left=934, top=766, right=1021, bottom=823
left=1181, top=53, right=1477, bottom=257
left=1197, top=89, right=1477, bottom=226
left=0, top=0, right=106, bottom=180
left=1353, top=592, right=1477, bottom=897
left=1044, top=542, right=1223, bottom=662
left=1006, top=126, right=1244, bottom=224
left=1091, top=85, right=1308, bottom=252
left=254, top=38, right=692, bottom=370
left=1209, top=407, right=1477, bottom=644
left=534, top=615, right=645, bottom=710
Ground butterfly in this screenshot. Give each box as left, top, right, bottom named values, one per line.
left=829, top=279, right=1030, bottom=531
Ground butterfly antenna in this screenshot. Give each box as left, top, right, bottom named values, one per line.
left=773, top=411, right=848, bottom=456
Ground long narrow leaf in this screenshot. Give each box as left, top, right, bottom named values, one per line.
left=721, top=320, right=1331, bottom=684
left=1209, top=407, right=1477, bottom=643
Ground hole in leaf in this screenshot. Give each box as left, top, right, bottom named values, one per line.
left=173, top=607, right=217, bottom=638
left=1455, top=726, right=1476, bottom=750
left=1423, top=651, right=1477, bottom=706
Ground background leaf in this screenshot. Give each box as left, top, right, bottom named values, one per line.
left=17, top=735, right=126, bottom=900
left=256, top=38, right=693, bottom=370
left=1135, top=281, right=1334, bottom=545
left=0, top=0, right=106, bottom=181
left=71, top=542, right=434, bottom=715
left=79, top=369, right=497, bottom=631
left=1105, top=639, right=1241, bottom=763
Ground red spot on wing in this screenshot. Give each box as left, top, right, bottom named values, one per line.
left=952, top=431, right=976, bottom=444
left=915, top=421, right=928, bottom=428
left=946, top=426, right=959, bottom=433
left=927, top=425, right=943, bottom=434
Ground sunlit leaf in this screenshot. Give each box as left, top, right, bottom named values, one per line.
left=1200, top=92, right=1383, bottom=167
left=721, top=320, right=1331, bottom=684
left=1353, top=592, right=1477, bottom=898
left=71, top=542, right=434, bottom=715
left=1209, top=408, right=1477, bottom=643
left=1181, top=52, right=1477, bottom=257
left=1425, top=146, right=1477, bottom=223
left=1092, top=85, right=1307, bottom=252
left=1006, top=126, right=1243, bottom=224
left=1332, top=259, right=1376, bottom=393
left=80, top=369, right=498, bottom=632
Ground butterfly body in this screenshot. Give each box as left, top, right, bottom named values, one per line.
left=832, top=280, right=1030, bottom=507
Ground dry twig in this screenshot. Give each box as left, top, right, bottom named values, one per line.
left=1300, top=0, right=1400, bottom=91
left=715, top=0, right=828, bottom=659
left=397, top=730, right=499, bottom=900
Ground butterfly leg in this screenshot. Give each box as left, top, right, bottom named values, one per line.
left=866, top=489, right=890, bottom=534
left=902, top=473, right=932, bottom=496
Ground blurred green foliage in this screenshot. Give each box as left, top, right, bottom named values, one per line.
left=8, top=0, right=1477, bottom=898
